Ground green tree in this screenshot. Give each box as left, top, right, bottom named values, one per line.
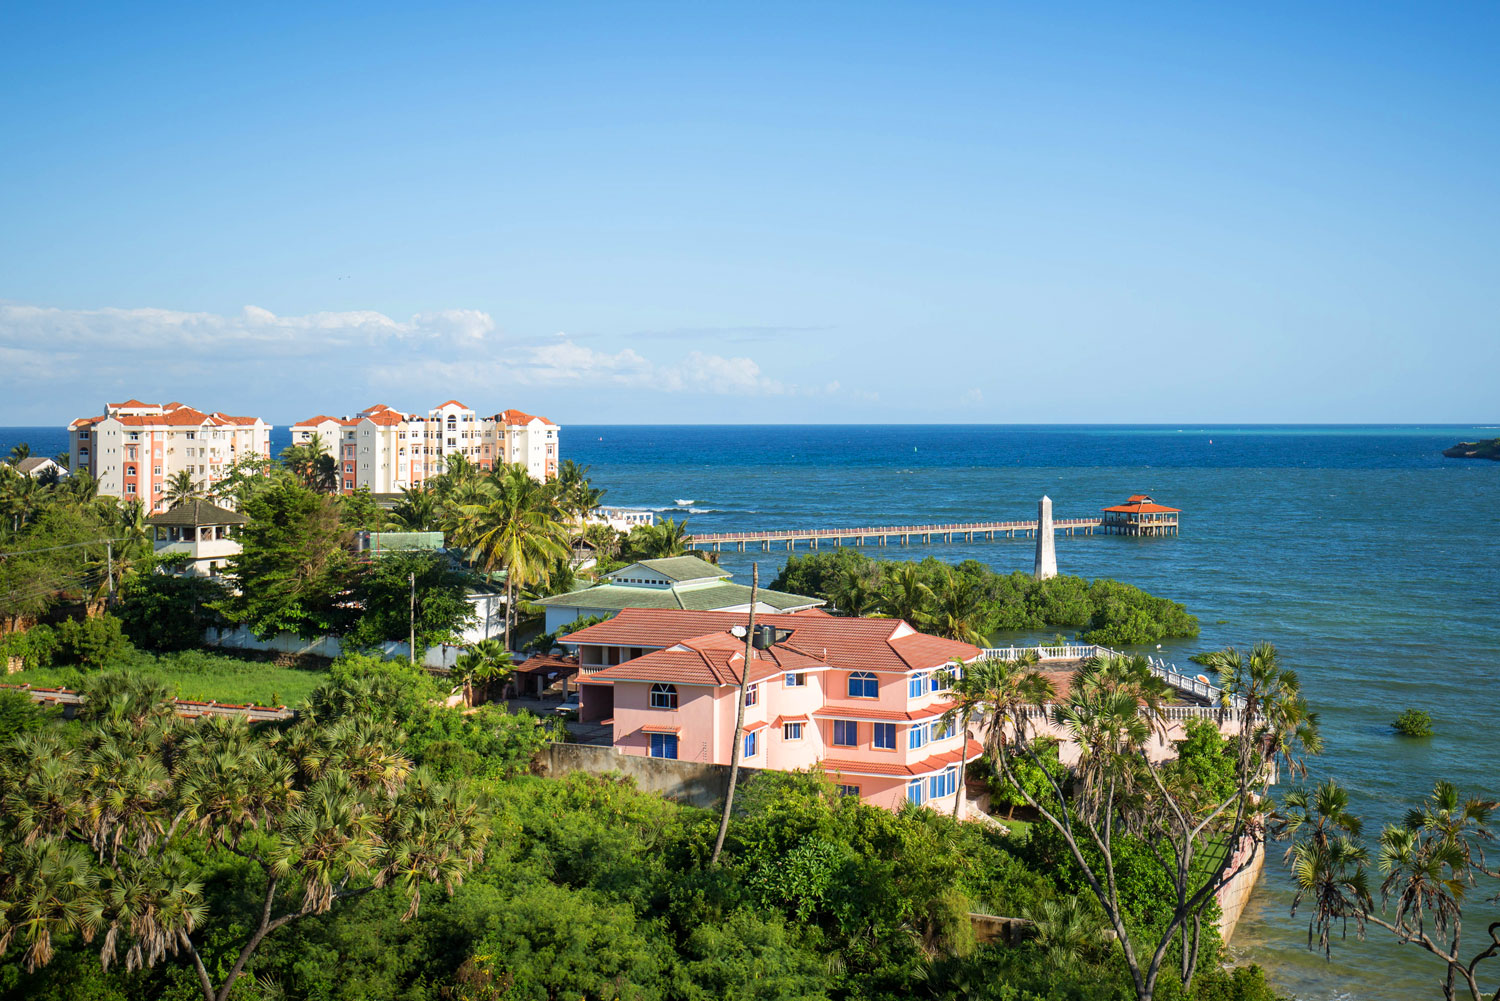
left=115, top=565, right=229, bottom=652
left=931, top=567, right=992, bottom=644
left=220, top=478, right=356, bottom=639
left=343, top=549, right=476, bottom=656
left=280, top=437, right=338, bottom=493
left=389, top=485, right=439, bottom=531
left=452, top=638, right=512, bottom=707
left=6, top=442, right=31, bottom=465
left=880, top=562, right=936, bottom=628
left=625, top=516, right=692, bottom=560
left=54, top=613, right=132, bottom=669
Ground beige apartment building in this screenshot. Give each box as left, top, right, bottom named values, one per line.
left=67, top=400, right=273, bottom=512
left=289, top=401, right=559, bottom=493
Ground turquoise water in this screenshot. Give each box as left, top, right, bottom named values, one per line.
left=4, top=423, right=1497, bottom=998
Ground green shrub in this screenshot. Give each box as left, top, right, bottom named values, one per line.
left=1392, top=708, right=1434, bottom=737
left=54, top=614, right=132, bottom=669
left=0, top=624, right=59, bottom=670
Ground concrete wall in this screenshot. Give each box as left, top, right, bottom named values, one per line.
left=1216, top=834, right=1265, bottom=944
left=204, top=626, right=463, bottom=669
left=537, top=741, right=761, bottom=809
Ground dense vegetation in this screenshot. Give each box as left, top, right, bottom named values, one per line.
left=0, top=656, right=1283, bottom=1001
left=770, top=551, right=1200, bottom=646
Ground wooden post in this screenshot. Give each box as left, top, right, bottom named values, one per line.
left=711, top=562, right=758, bottom=866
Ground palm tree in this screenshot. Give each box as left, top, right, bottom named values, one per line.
left=165, top=470, right=201, bottom=508
left=879, top=563, right=935, bottom=628
left=930, top=568, right=990, bottom=645
left=280, top=438, right=338, bottom=493
left=627, top=517, right=692, bottom=559
left=453, top=465, right=570, bottom=651
left=1026, top=897, right=1110, bottom=975
left=453, top=639, right=513, bottom=706
left=1206, top=642, right=1322, bottom=781
left=551, top=460, right=604, bottom=529
left=939, top=654, right=1020, bottom=819
left=7, top=442, right=31, bottom=466
left=1275, top=779, right=1372, bottom=958
left=389, top=486, right=438, bottom=532
left=830, top=567, right=881, bottom=616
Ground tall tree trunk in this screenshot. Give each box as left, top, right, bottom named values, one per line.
left=711, top=563, right=757, bottom=866
left=953, top=708, right=969, bottom=819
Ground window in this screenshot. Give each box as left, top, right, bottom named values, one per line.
left=153, top=466, right=161, bottom=475
left=650, top=683, right=678, bottom=709
left=343, top=479, right=353, bottom=490
left=838, top=784, right=860, bottom=797
left=78, top=430, right=89, bottom=440
left=743, top=730, right=758, bottom=757
left=125, top=484, right=136, bottom=494
left=650, top=733, right=678, bottom=759
left=908, top=672, right=927, bottom=698
left=832, top=720, right=858, bottom=747
left=909, top=722, right=929, bottom=750
left=932, top=717, right=954, bottom=741
left=745, top=683, right=759, bottom=707
left=929, top=767, right=958, bottom=800
left=907, top=778, right=926, bottom=806
left=873, top=722, right=896, bottom=749
left=125, top=466, right=136, bottom=476
left=782, top=722, right=803, bottom=740
left=847, top=672, right=877, bottom=699
left=930, top=673, right=944, bottom=693
left=785, top=672, right=806, bottom=687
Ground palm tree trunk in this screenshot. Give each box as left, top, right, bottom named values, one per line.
left=953, top=708, right=969, bottom=820
left=711, top=563, right=757, bottom=866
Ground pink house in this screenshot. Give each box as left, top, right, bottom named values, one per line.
left=568, top=609, right=984, bottom=813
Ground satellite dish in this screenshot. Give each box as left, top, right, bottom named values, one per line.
left=730, top=625, right=747, bottom=638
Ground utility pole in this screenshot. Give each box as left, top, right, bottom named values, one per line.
left=105, top=540, right=115, bottom=607
left=711, top=562, right=757, bottom=866
left=409, top=571, right=416, bottom=666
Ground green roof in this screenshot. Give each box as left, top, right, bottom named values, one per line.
left=537, top=580, right=823, bottom=613
left=145, top=499, right=247, bottom=527
left=609, top=556, right=728, bottom=583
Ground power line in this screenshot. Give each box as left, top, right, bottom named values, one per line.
left=0, top=538, right=119, bottom=559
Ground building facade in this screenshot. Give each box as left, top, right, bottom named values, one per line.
left=566, top=609, right=983, bottom=814
left=67, top=400, right=272, bottom=512
left=290, top=401, right=559, bottom=494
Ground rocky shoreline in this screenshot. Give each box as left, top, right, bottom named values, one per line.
left=1442, top=437, right=1500, bottom=460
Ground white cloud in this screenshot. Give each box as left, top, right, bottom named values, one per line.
left=0, top=299, right=844, bottom=419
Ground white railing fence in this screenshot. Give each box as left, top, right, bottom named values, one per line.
left=980, top=645, right=1245, bottom=711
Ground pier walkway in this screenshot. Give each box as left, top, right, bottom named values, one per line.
left=688, top=517, right=1105, bottom=552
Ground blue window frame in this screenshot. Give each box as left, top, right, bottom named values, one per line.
left=907, top=778, right=926, bottom=805
left=832, top=720, right=858, bottom=747
left=838, top=784, right=860, bottom=797
left=908, top=672, right=927, bottom=698
left=928, top=766, right=958, bottom=799
left=743, top=730, right=759, bottom=757
left=650, top=683, right=678, bottom=709
left=785, top=672, right=805, bottom=687
left=782, top=722, right=803, bottom=740
left=848, top=672, right=878, bottom=698
left=908, top=722, right=928, bottom=750
left=649, top=733, right=678, bottom=759
left=873, top=722, right=896, bottom=749
left=929, top=673, right=943, bottom=693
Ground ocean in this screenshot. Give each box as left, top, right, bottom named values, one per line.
left=4, top=422, right=1497, bottom=1000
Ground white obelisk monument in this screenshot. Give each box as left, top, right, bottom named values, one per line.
left=1034, top=495, right=1057, bottom=580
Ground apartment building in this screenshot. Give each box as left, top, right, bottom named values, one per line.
left=289, top=401, right=559, bottom=494
left=66, top=400, right=273, bottom=512
left=566, top=609, right=983, bottom=814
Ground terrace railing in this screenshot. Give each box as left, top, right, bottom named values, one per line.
left=979, top=645, right=1243, bottom=711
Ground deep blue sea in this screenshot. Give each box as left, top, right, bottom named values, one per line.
left=5, top=422, right=1497, bottom=1000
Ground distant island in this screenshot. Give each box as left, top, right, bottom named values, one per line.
left=1442, top=437, right=1500, bottom=460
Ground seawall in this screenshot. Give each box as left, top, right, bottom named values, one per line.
left=1216, top=834, right=1265, bottom=943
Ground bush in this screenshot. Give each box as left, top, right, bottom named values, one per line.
left=0, top=624, right=59, bottom=670
left=1392, top=708, right=1434, bottom=737
left=115, top=569, right=228, bottom=652
left=54, top=614, right=132, bottom=669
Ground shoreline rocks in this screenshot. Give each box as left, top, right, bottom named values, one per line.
left=1442, top=438, right=1500, bottom=460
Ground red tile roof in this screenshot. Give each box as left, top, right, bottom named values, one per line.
left=639, top=724, right=680, bottom=734
left=774, top=714, right=809, bottom=725
left=108, top=398, right=152, bottom=408
left=515, top=653, right=580, bottom=676
left=291, top=415, right=344, bottom=427
left=1102, top=501, right=1181, bottom=514
left=563, top=609, right=978, bottom=677
left=743, top=720, right=768, bottom=733
left=435, top=399, right=469, bottom=409
left=496, top=408, right=554, bottom=426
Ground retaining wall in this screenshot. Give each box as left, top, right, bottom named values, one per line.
left=1216, top=834, right=1265, bottom=943
left=537, top=742, right=760, bottom=809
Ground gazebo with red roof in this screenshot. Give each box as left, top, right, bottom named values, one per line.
left=1100, top=494, right=1181, bottom=536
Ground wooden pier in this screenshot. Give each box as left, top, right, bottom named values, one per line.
left=685, top=495, right=1181, bottom=552
left=687, top=517, right=1106, bottom=552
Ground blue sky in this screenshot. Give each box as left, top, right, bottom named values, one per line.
left=2, top=2, right=1497, bottom=425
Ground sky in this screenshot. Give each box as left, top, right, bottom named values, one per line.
left=2, top=1, right=1497, bottom=426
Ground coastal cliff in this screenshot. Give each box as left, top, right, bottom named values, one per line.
left=1442, top=437, right=1500, bottom=460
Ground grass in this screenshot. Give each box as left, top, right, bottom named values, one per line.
left=7, top=649, right=331, bottom=707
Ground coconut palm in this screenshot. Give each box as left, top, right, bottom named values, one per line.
left=389, top=486, right=438, bottom=532
left=280, top=438, right=338, bottom=494
left=879, top=563, right=935, bottom=628
left=165, top=470, right=201, bottom=508
left=453, top=465, right=570, bottom=651
left=1206, top=642, right=1322, bottom=780
left=7, top=442, right=31, bottom=466
left=453, top=639, right=513, bottom=706
left=830, top=567, right=882, bottom=616
left=930, top=568, right=990, bottom=645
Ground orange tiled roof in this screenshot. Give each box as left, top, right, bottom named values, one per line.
left=1102, top=501, right=1181, bottom=514
left=291, top=415, right=344, bottom=427
left=563, top=609, right=978, bottom=677
left=435, top=399, right=468, bottom=409
left=108, top=398, right=152, bottom=408
left=496, top=408, right=554, bottom=426
left=821, top=739, right=982, bottom=777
